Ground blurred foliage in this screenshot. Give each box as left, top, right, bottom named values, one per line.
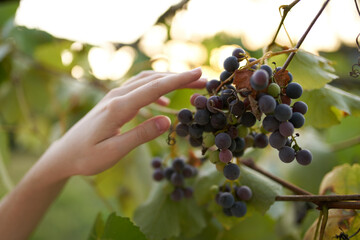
left=0, top=1, right=360, bottom=240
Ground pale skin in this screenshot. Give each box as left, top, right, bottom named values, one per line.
left=0, top=67, right=206, bottom=240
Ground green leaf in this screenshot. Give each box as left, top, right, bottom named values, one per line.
left=0, top=2, right=18, bottom=27
left=0, top=43, right=11, bottom=62
left=300, top=85, right=360, bottom=128
left=269, top=49, right=338, bottom=90
left=87, top=213, right=105, bottom=240
left=239, top=165, right=282, bottom=214
left=133, top=182, right=206, bottom=240
left=102, top=213, right=147, bottom=240
left=319, top=163, right=360, bottom=195
left=34, top=41, right=72, bottom=71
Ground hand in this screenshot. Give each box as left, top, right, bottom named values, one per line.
left=39, top=68, right=206, bottom=179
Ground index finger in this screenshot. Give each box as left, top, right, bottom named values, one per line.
left=122, top=67, right=203, bottom=111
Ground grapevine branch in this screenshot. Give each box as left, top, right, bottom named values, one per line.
left=282, top=0, right=331, bottom=70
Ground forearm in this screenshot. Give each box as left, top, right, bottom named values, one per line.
left=0, top=143, right=70, bottom=240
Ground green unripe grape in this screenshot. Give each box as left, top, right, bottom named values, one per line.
left=237, top=125, right=249, bottom=138
left=210, top=185, right=219, bottom=195
left=209, top=150, right=220, bottom=164
left=229, top=114, right=237, bottom=124
left=216, top=161, right=226, bottom=172
left=268, top=83, right=281, bottom=97
left=245, top=135, right=254, bottom=148
left=203, top=133, right=215, bottom=148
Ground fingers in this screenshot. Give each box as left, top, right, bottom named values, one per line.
left=123, top=67, right=203, bottom=112
left=99, top=116, right=171, bottom=160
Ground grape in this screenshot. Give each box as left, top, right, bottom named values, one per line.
left=288, top=72, right=293, bottom=83
left=218, top=192, right=235, bottom=208
left=209, top=150, right=220, bottom=164
left=260, top=64, right=273, bottom=77
left=194, top=95, right=208, bottom=109
left=183, top=165, right=194, bottom=178
left=210, top=112, right=227, bottom=129
left=240, top=112, right=256, bottom=127
left=189, top=124, right=204, bottom=138
left=219, top=149, right=233, bottom=163
left=236, top=186, right=252, bottom=201
left=171, top=188, right=184, bottom=201
left=224, top=56, right=240, bottom=72
left=296, top=149, right=312, bottom=165
left=220, top=89, right=235, bottom=107
left=274, top=104, right=292, bottom=121
left=250, top=69, right=269, bottom=91
left=258, top=95, right=277, bottom=114
left=267, top=83, right=281, bottom=97
left=178, top=109, right=193, bottom=124
left=269, top=131, right=287, bottom=149
left=262, top=115, right=280, bottom=132
left=183, top=187, right=194, bottom=198
left=189, top=136, right=203, bottom=147
left=279, top=121, right=294, bottom=137
left=278, top=146, right=295, bottom=163
left=194, top=109, right=211, bottom=125
left=248, top=57, right=258, bottom=69
left=230, top=201, right=247, bottom=217
left=229, top=100, right=245, bottom=116
left=232, top=48, right=246, bottom=60
left=233, top=150, right=244, bottom=157
left=171, top=172, right=184, bottom=187
left=293, top=101, right=308, bottom=115
left=151, top=157, right=162, bottom=168
left=220, top=70, right=232, bottom=82
left=215, top=132, right=232, bottom=149
left=254, top=133, right=269, bottom=148
left=227, top=126, right=238, bottom=139
left=234, top=137, right=246, bottom=152
left=289, top=112, right=305, bottom=128
left=206, top=79, right=221, bottom=94
left=237, top=125, right=249, bottom=137
left=153, top=168, right=164, bottom=181
left=203, top=133, right=215, bottom=148
left=207, top=96, right=223, bottom=113
left=164, top=167, right=174, bottom=180
left=223, top=163, right=240, bottom=180
left=172, top=158, right=185, bottom=172
left=286, top=82, right=303, bottom=99
left=175, top=123, right=189, bottom=137
left=190, top=93, right=201, bottom=106
left=204, top=122, right=215, bottom=133
left=223, top=207, right=233, bottom=216
left=245, top=134, right=255, bottom=148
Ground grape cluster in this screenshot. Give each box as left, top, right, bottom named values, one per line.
left=175, top=46, right=312, bottom=179
left=213, top=184, right=252, bottom=218
left=151, top=157, right=197, bottom=201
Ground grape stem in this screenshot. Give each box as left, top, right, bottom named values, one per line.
left=281, top=0, right=331, bottom=70
left=319, top=206, right=328, bottom=240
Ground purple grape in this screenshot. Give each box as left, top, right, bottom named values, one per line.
left=269, top=131, right=287, bottom=149
left=260, top=64, right=273, bottom=77
left=293, top=101, right=308, bottom=115
left=274, top=104, right=292, bottom=122
left=230, top=201, right=247, bottom=217
left=262, top=115, right=280, bottom=132
left=218, top=192, right=235, bottom=208
left=223, top=163, right=240, bottom=180
left=151, top=157, right=162, bottom=168
left=229, top=100, right=245, bottom=116
left=183, top=187, right=194, bottom=198
left=258, top=95, right=277, bottom=114
left=279, top=121, right=295, bottom=137
left=171, top=172, right=184, bottom=187
left=178, top=109, right=193, bottom=124
left=194, top=109, right=211, bottom=125
left=286, top=82, right=303, bottom=99
left=210, top=112, right=227, bottom=129
left=278, top=146, right=295, bottom=163
left=224, top=56, right=240, bottom=72
left=153, top=168, right=164, bottom=181
left=254, top=133, right=269, bottom=148
left=220, top=89, right=236, bottom=108
left=219, top=149, right=233, bottom=163
left=194, top=95, right=208, bottom=109
left=206, top=79, right=221, bottom=94
left=240, top=112, right=256, bottom=127
left=172, top=158, right=185, bottom=172
left=234, top=137, right=245, bottom=152
left=175, top=123, right=189, bottom=137
left=183, top=165, right=195, bottom=178
left=296, top=149, right=312, bottom=165
left=207, top=96, right=223, bottom=113
left=171, top=188, right=184, bottom=201
left=220, top=70, right=232, bottom=82
left=189, top=124, right=204, bottom=138
left=164, top=167, right=174, bottom=180
left=289, top=112, right=305, bottom=128
left=236, top=186, right=252, bottom=200
left=215, top=132, right=232, bottom=149
left=189, top=137, right=203, bottom=147
left=232, top=48, right=246, bottom=60
left=250, top=69, right=269, bottom=91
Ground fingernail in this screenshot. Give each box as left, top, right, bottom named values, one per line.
left=155, top=116, right=171, bottom=133
left=190, top=67, right=202, bottom=73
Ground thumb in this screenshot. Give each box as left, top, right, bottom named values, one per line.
left=104, top=116, right=171, bottom=159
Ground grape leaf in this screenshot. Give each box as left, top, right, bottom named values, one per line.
left=133, top=182, right=206, bottom=240
left=87, top=213, right=105, bottom=240
left=239, top=165, right=282, bottom=214
left=299, top=85, right=360, bottom=128
left=269, top=49, right=338, bottom=90
left=304, top=164, right=360, bottom=240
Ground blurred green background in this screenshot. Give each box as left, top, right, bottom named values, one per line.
left=1, top=0, right=360, bottom=239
